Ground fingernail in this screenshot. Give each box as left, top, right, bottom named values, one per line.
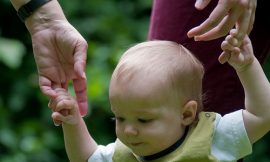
left=82, top=72, right=87, bottom=79
left=54, top=123, right=61, bottom=127
left=79, top=71, right=86, bottom=79
left=195, top=0, right=202, bottom=7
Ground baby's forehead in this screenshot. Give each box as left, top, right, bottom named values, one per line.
left=111, top=104, right=160, bottom=113
left=110, top=73, right=174, bottom=102
left=110, top=82, right=181, bottom=112
left=110, top=99, right=178, bottom=116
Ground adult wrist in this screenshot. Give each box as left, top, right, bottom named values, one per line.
left=17, top=0, right=52, bottom=22
left=24, top=0, right=67, bottom=35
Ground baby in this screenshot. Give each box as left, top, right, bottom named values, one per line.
left=49, top=30, right=270, bottom=162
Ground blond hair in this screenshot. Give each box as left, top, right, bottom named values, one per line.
left=110, top=41, right=204, bottom=113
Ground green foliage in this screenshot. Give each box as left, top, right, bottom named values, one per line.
left=0, top=0, right=270, bottom=161
left=0, top=38, right=25, bottom=69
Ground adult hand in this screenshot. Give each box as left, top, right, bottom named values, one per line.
left=31, top=21, right=88, bottom=116
left=21, top=0, right=88, bottom=116
left=187, top=0, right=257, bottom=42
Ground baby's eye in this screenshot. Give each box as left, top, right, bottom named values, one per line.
left=138, top=118, right=152, bottom=123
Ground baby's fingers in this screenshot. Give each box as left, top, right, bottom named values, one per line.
left=226, top=34, right=239, bottom=46
left=221, top=40, right=234, bottom=51
left=48, top=95, right=67, bottom=111
left=218, top=51, right=231, bottom=64
left=51, top=111, right=77, bottom=126
left=55, top=99, right=75, bottom=112
left=51, top=112, right=64, bottom=126
left=221, top=40, right=240, bottom=53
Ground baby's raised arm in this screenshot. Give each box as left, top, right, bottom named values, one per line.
left=221, top=30, right=270, bottom=143
left=49, top=88, right=97, bottom=162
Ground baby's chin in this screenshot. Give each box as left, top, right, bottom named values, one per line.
left=131, top=146, right=161, bottom=157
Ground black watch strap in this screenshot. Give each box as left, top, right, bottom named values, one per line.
left=17, top=0, right=52, bottom=22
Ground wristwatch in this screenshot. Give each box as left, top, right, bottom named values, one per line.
left=17, top=0, right=52, bottom=22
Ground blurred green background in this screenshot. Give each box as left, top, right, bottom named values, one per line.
left=0, top=0, right=269, bottom=161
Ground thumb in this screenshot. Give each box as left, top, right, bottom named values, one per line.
left=218, top=51, right=231, bottom=64
left=195, top=0, right=212, bottom=10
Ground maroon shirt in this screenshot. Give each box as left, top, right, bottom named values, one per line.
left=148, top=0, right=270, bottom=115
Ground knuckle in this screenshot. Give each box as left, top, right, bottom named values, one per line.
left=215, top=26, right=227, bottom=37
left=236, top=32, right=245, bottom=41
left=221, top=42, right=228, bottom=49
left=237, top=0, right=249, bottom=9
left=205, top=18, right=218, bottom=30
left=80, top=39, right=88, bottom=48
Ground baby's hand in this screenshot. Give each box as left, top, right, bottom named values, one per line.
left=219, top=29, right=254, bottom=72
left=48, top=88, right=80, bottom=126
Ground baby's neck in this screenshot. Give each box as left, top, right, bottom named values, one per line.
left=138, top=127, right=189, bottom=161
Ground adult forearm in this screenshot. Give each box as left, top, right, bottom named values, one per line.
left=62, top=118, right=98, bottom=162
left=237, top=59, right=270, bottom=119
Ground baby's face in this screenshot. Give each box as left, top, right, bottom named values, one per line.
left=110, top=92, right=186, bottom=156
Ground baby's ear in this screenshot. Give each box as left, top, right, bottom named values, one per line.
left=181, top=100, right=197, bottom=126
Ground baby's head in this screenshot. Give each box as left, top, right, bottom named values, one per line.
left=109, top=41, right=204, bottom=156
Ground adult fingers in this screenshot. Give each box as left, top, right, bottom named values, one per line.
left=39, top=75, right=66, bottom=99
left=247, top=8, right=255, bottom=35
left=54, top=87, right=68, bottom=95
left=187, top=1, right=230, bottom=38
left=247, top=8, right=255, bottom=34
left=39, top=76, right=57, bottom=98
left=74, top=38, right=87, bottom=79
left=235, top=9, right=252, bottom=42
left=73, top=78, right=88, bottom=116
left=195, top=0, right=212, bottom=10
left=74, top=49, right=87, bottom=115
left=73, top=37, right=88, bottom=116
left=194, top=8, right=241, bottom=41
left=235, top=0, right=256, bottom=39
